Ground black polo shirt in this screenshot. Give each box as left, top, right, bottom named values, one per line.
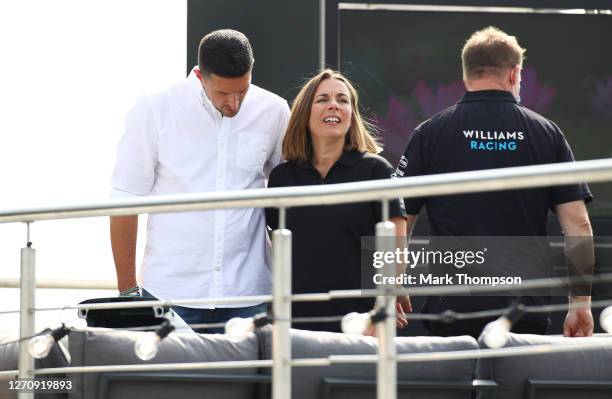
left=396, top=90, right=592, bottom=235
left=266, top=150, right=405, bottom=331
left=394, top=90, right=592, bottom=329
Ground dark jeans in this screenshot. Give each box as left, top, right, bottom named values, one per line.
left=141, top=288, right=267, bottom=334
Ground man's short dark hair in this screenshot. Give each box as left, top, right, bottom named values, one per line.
left=198, top=29, right=254, bottom=78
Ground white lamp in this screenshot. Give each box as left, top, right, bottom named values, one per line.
left=134, top=320, right=174, bottom=361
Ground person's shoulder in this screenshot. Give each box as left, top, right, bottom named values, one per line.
left=414, top=103, right=460, bottom=135
left=139, top=77, right=190, bottom=108
left=248, top=84, right=289, bottom=110
left=271, top=160, right=294, bottom=172
left=269, top=161, right=298, bottom=186
left=516, top=104, right=563, bottom=134
left=360, top=152, right=393, bottom=169
left=430, top=103, right=460, bottom=124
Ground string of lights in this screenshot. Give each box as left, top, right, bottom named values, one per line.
left=0, top=271, right=610, bottom=316
left=0, top=333, right=43, bottom=349
left=5, top=300, right=610, bottom=366
left=3, top=298, right=612, bottom=339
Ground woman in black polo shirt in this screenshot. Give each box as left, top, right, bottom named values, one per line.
left=265, top=69, right=409, bottom=332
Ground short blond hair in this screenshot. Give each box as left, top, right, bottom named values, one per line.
left=461, top=26, right=526, bottom=81
left=282, top=69, right=381, bottom=162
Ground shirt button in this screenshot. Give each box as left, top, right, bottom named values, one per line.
left=214, top=266, right=221, bottom=272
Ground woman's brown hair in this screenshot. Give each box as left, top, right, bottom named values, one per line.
left=282, top=69, right=381, bottom=162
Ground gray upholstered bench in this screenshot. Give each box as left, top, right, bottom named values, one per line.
left=67, top=328, right=265, bottom=399
left=476, top=333, right=612, bottom=399
left=257, top=326, right=493, bottom=399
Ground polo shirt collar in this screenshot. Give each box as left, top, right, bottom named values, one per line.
left=458, top=90, right=517, bottom=104
left=337, top=149, right=362, bottom=167
left=294, top=149, right=362, bottom=172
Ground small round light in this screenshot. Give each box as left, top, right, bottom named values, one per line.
left=599, top=306, right=612, bottom=333
left=28, top=333, right=55, bottom=359
left=134, top=333, right=161, bottom=361
left=341, top=312, right=371, bottom=335
left=225, top=317, right=255, bottom=339
left=481, top=318, right=511, bottom=349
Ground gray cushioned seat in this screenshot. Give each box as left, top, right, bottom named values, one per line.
left=476, top=333, right=612, bottom=399
left=257, top=327, right=481, bottom=399
left=0, top=334, right=70, bottom=399
left=68, top=328, right=264, bottom=399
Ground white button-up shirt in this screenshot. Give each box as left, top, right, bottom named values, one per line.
left=111, top=69, right=290, bottom=308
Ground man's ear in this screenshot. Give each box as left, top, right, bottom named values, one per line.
left=509, top=65, right=520, bottom=86
left=194, top=68, right=204, bottom=82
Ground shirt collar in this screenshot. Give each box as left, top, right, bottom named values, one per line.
left=294, top=149, right=363, bottom=173
left=458, top=90, right=517, bottom=104
left=336, top=149, right=362, bottom=167
left=187, top=67, right=221, bottom=117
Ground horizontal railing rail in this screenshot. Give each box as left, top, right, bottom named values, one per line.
left=2, top=272, right=611, bottom=315
left=0, top=278, right=116, bottom=290
left=0, top=158, right=611, bottom=223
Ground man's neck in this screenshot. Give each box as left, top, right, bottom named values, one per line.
left=465, top=78, right=510, bottom=93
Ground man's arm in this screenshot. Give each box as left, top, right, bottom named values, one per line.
left=110, top=215, right=139, bottom=293
left=555, top=200, right=594, bottom=337
left=109, top=96, right=158, bottom=295
left=400, top=213, right=418, bottom=311
left=405, top=214, right=417, bottom=237
left=364, top=215, right=411, bottom=335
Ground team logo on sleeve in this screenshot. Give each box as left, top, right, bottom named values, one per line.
left=392, top=155, right=408, bottom=177
left=398, top=155, right=408, bottom=168
left=463, top=130, right=524, bottom=151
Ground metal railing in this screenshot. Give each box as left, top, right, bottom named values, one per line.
left=2, top=157, right=612, bottom=399
left=0, top=278, right=116, bottom=290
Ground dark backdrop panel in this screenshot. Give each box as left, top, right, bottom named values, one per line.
left=332, top=0, right=612, bottom=5
left=326, top=0, right=612, bottom=69
left=187, top=0, right=320, bottom=101
left=339, top=10, right=612, bottom=220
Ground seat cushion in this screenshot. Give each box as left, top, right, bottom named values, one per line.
left=476, top=333, right=612, bottom=399
left=258, top=327, right=479, bottom=399
left=68, top=328, right=263, bottom=399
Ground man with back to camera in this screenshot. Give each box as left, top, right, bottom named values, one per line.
left=394, top=26, right=594, bottom=338
left=109, top=29, right=290, bottom=333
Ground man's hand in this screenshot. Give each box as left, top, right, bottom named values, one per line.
left=363, top=295, right=413, bottom=336
left=563, top=296, right=593, bottom=337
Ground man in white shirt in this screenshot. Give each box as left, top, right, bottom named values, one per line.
left=110, top=29, right=290, bottom=332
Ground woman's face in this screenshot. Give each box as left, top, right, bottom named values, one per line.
left=308, top=78, right=352, bottom=142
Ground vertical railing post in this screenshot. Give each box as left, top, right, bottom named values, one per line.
left=272, top=208, right=291, bottom=399
left=376, top=200, right=397, bottom=399
left=18, top=223, right=35, bottom=399
left=319, top=0, right=326, bottom=71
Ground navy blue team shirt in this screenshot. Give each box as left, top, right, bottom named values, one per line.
left=395, top=89, right=592, bottom=236
left=394, top=89, right=592, bottom=331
